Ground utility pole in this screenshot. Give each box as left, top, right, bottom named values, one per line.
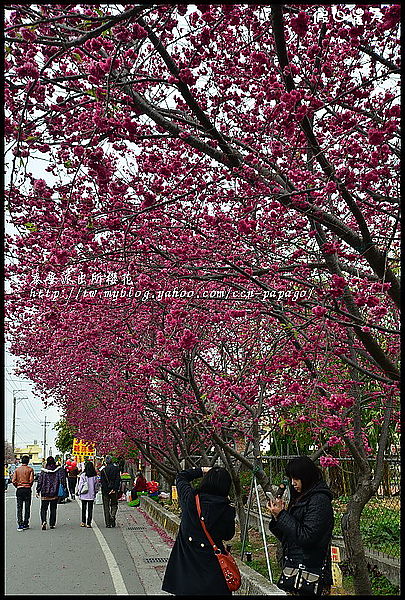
left=12, top=393, right=17, bottom=452
left=12, top=390, right=27, bottom=452
left=43, top=416, right=47, bottom=458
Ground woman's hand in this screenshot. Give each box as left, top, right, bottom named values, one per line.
left=267, top=497, right=285, bottom=518
left=201, top=466, right=211, bottom=474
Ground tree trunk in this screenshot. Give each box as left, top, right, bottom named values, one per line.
left=235, top=493, right=247, bottom=544
left=124, top=460, right=137, bottom=483
left=163, top=472, right=175, bottom=494
left=341, top=474, right=374, bottom=595
left=220, top=450, right=248, bottom=544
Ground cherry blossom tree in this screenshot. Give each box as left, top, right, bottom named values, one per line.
left=5, top=4, right=400, bottom=594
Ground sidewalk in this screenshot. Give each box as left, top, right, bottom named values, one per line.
left=116, top=500, right=173, bottom=595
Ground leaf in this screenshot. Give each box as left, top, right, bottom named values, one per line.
left=25, top=222, right=38, bottom=231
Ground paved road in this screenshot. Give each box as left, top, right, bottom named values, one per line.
left=5, top=488, right=172, bottom=595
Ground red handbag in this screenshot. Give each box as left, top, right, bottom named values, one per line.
left=195, top=494, right=241, bottom=592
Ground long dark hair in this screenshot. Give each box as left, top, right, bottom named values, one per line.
left=198, top=466, right=232, bottom=497
left=84, top=461, right=97, bottom=477
left=46, top=456, right=56, bottom=468
left=285, top=456, right=321, bottom=494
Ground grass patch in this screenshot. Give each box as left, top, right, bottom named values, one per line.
left=332, top=496, right=400, bottom=558
left=342, top=574, right=399, bottom=596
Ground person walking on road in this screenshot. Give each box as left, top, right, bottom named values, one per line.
left=66, top=460, right=80, bottom=500
left=99, top=455, right=121, bottom=528
left=12, top=455, right=34, bottom=530
left=162, top=466, right=236, bottom=596
left=5, top=464, right=10, bottom=492
left=267, top=455, right=334, bottom=596
left=36, top=456, right=67, bottom=530
left=77, top=460, right=99, bottom=528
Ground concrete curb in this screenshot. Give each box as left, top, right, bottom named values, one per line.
left=140, top=496, right=286, bottom=596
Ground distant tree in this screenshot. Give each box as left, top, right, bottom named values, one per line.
left=53, top=419, right=76, bottom=454
left=4, top=441, right=15, bottom=463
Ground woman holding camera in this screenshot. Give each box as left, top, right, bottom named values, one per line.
left=267, top=456, right=334, bottom=596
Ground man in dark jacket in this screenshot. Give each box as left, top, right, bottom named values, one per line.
left=162, top=466, right=236, bottom=596
left=99, top=455, right=121, bottom=528
left=267, top=456, right=334, bottom=595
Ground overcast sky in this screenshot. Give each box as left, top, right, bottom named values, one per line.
left=4, top=349, right=62, bottom=457
left=5, top=130, right=63, bottom=457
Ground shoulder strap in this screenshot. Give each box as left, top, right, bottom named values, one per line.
left=322, top=544, right=331, bottom=572
left=195, top=494, right=220, bottom=553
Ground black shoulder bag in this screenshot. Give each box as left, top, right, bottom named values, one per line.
left=277, top=547, right=329, bottom=596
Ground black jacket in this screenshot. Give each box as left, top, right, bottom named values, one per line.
left=269, top=479, right=334, bottom=583
left=162, top=467, right=236, bottom=596
left=100, top=464, right=121, bottom=494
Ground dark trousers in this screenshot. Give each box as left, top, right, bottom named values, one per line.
left=81, top=500, right=94, bottom=525
left=67, top=477, right=77, bottom=497
left=16, top=487, right=32, bottom=526
left=40, top=499, right=58, bottom=526
left=102, top=492, right=118, bottom=526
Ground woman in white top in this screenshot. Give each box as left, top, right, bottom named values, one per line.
left=77, top=461, right=99, bottom=527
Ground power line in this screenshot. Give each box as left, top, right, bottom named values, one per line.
left=20, top=399, right=42, bottom=425
left=5, top=381, right=25, bottom=395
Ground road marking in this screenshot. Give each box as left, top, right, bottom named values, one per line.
left=76, top=499, right=128, bottom=595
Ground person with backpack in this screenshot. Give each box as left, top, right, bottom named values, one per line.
left=77, top=460, right=99, bottom=528
left=36, top=456, right=67, bottom=530
left=65, top=459, right=80, bottom=500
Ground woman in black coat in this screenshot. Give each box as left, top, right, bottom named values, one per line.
left=267, top=456, right=334, bottom=595
left=162, top=466, right=236, bottom=596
